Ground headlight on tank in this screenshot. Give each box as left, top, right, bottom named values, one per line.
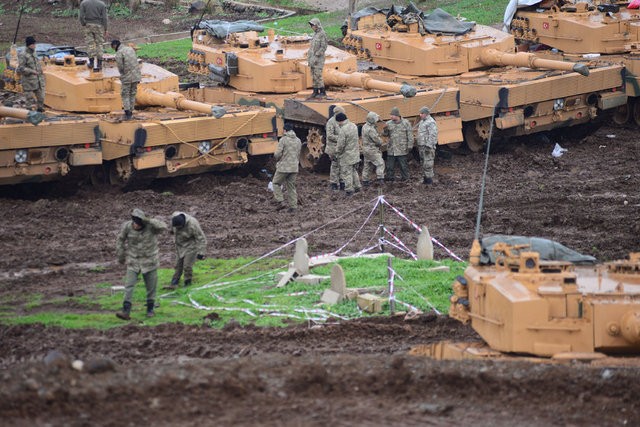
left=553, top=98, right=565, bottom=111
left=198, top=141, right=211, bottom=154
left=15, top=149, right=28, bottom=163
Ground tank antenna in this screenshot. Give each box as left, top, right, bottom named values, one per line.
left=12, top=0, right=27, bottom=45
left=191, top=0, right=214, bottom=40
left=473, top=103, right=498, bottom=242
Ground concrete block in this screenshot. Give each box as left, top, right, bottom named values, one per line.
left=111, top=286, right=125, bottom=295
left=321, top=289, right=343, bottom=305
left=294, top=274, right=329, bottom=285
left=357, top=293, right=384, bottom=313
left=276, top=267, right=296, bottom=287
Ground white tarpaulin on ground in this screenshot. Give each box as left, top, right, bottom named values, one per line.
left=503, top=0, right=542, bottom=31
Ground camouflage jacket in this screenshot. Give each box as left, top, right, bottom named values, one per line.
left=79, top=0, right=108, bottom=29
left=274, top=130, right=302, bottom=173
left=383, top=118, right=414, bottom=156
left=324, top=115, right=340, bottom=156
left=115, top=45, right=141, bottom=84
left=336, top=120, right=360, bottom=166
left=307, top=27, right=327, bottom=68
left=116, top=208, right=167, bottom=273
left=417, top=115, right=438, bottom=148
left=362, top=113, right=383, bottom=155
left=17, top=48, right=45, bottom=92
left=171, top=212, right=207, bottom=258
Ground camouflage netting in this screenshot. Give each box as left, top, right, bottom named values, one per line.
left=480, top=235, right=598, bottom=265
left=197, top=20, right=265, bottom=39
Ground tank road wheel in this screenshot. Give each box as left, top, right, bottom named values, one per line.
left=299, top=127, right=325, bottom=170
left=109, top=157, right=135, bottom=187
left=613, top=101, right=631, bottom=125
left=90, top=164, right=109, bottom=186
left=463, top=119, right=492, bottom=152
left=631, top=98, right=640, bottom=127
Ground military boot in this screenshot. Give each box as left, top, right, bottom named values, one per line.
left=184, top=279, right=192, bottom=287
left=95, top=58, right=103, bottom=72
left=339, top=182, right=345, bottom=191
left=87, top=58, right=94, bottom=69
left=123, top=110, right=133, bottom=121
left=376, top=178, right=385, bottom=186
left=330, top=182, right=339, bottom=190
left=307, top=88, right=318, bottom=100
left=116, top=301, right=132, bottom=320
left=146, top=299, right=155, bottom=318
left=317, top=86, right=327, bottom=99
left=423, top=177, right=433, bottom=185
left=362, top=180, right=370, bottom=188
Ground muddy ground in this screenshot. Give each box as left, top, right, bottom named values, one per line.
left=2, top=2, right=640, bottom=426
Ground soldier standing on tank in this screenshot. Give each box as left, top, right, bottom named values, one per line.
left=307, top=17, right=328, bottom=99
left=79, top=0, right=108, bottom=71
left=111, top=39, right=141, bottom=121
left=383, top=106, right=414, bottom=182
left=17, top=36, right=45, bottom=113
left=361, top=111, right=385, bottom=187
left=335, top=112, right=361, bottom=196
left=325, top=105, right=345, bottom=190
left=272, top=123, right=302, bottom=212
left=116, top=208, right=167, bottom=320
left=416, top=106, right=438, bottom=185
left=167, top=212, right=207, bottom=289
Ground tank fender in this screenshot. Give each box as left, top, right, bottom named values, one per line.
left=131, top=127, right=147, bottom=156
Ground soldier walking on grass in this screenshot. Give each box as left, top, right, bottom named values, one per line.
left=167, top=212, right=207, bottom=289
left=383, top=106, right=414, bottom=182
left=111, top=39, right=141, bottom=121
left=416, top=106, right=438, bottom=185
left=335, top=112, right=361, bottom=196
left=361, top=111, right=385, bottom=187
left=116, top=208, right=167, bottom=320
left=325, top=105, right=345, bottom=190
left=17, top=36, right=45, bottom=112
left=79, top=0, right=108, bottom=71
left=307, top=17, right=328, bottom=99
left=272, top=123, right=302, bottom=212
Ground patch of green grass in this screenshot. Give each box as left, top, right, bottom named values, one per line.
left=136, top=38, right=192, bottom=60
left=437, top=0, right=509, bottom=26
left=52, top=7, right=78, bottom=18
left=24, top=293, right=44, bottom=310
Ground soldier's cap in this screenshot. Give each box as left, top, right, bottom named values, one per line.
left=309, top=18, right=321, bottom=27
left=335, top=112, right=347, bottom=122
left=25, top=36, right=36, bottom=46
left=419, top=106, right=430, bottom=114
left=110, top=39, right=121, bottom=49
left=172, top=213, right=186, bottom=228
left=283, top=122, right=294, bottom=131
left=333, top=105, right=345, bottom=115
left=390, top=107, right=401, bottom=117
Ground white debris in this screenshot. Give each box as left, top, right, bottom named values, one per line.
left=551, top=143, right=568, bottom=158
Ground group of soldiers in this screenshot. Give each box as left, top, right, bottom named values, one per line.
left=115, top=209, right=207, bottom=320
left=17, top=0, right=139, bottom=120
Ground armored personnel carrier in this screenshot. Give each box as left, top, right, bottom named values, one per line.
left=506, top=0, right=640, bottom=126
left=343, top=5, right=626, bottom=151
left=1, top=44, right=280, bottom=186
left=185, top=20, right=462, bottom=167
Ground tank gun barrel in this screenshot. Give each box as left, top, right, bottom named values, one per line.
left=323, top=69, right=417, bottom=98
left=0, top=106, right=45, bottom=125
left=480, top=49, right=590, bottom=77
left=136, top=88, right=226, bottom=117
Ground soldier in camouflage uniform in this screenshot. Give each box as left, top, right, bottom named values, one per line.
left=168, top=212, right=207, bottom=289
left=335, top=112, right=361, bottom=195
left=383, top=106, right=414, bottom=182
left=79, top=0, right=108, bottom=71
left=361, top=111, right=385, bottom=186
left=325, top=105, right=345, bottom=190
left=17, top=36, right=45, bottom=112
left=116, top=208, right=167, bottom=320
left=307, top=18, right=328, bottom=99
left=111, top=40, right=141, bottom=121
left=272, top=123, right=302, bottom=212
left=416, top=106, right=438, bottom=185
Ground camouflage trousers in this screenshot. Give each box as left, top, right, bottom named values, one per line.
left=329, top=157, right=342, bottom=185
left=385, top=154, right=409, bottom=181
left=121, top=82, right=138, bottom=111
left=84, top=23, right=105, bottom=60
left=171, top=251, right=197, bottom=284
left=25, top=87, right=45, bottom=110
left=310, top=63, right=324, bottom=88
left=123, top=268, right=157, bottom=304
left=339, top=162, right=361, bottom=193
left=419, top=145, right=436, bottom=179
left=361, top=150, right=385, bottom=181
left=273, top=171, right=298, bottom=208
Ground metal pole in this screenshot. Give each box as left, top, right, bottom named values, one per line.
left=378, top=190, right=384, bottom=253
left=387, top=256, right=395, bottom=315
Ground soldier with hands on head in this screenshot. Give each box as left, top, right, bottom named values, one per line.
left=360, top=111, right=385, bottom=187
left=416, top=106, right=438, bottom=185
left=335, top=112, right=361, bottom=196
left=307, top=17, right=328, bottom=99
left=17, top=36, right=45, bottom=112
left=116, top=209, right=168, bottom=320
left=168, top=212, right=207, bottom=289
left=79, top=0, right=108, bottom=71
left=383, top=106, right=414, bottom=182
left=111, top=39, right=141, bottom=121
left=272, top=122, right=302, bottom=212
left=325, top=105, right=345, bottom=190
